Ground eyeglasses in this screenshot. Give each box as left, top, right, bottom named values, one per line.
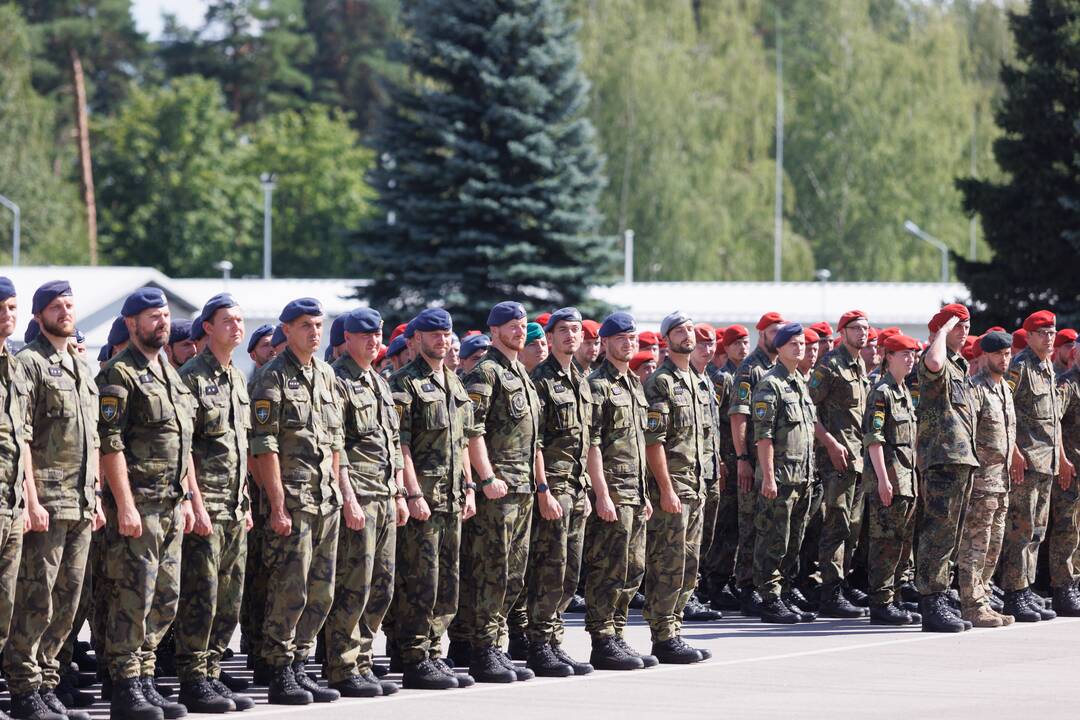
left=1030, top=328, right=1056, bottom=338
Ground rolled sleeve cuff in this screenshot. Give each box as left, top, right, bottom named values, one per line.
left=250, top=435, right=279, bottom=456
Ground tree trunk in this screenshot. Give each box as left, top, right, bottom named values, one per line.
left=70, top=47, right=98, bottom=265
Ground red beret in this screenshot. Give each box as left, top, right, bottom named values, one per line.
left=581, top=319, right=600, bottom=339
left=638, top=331, right=659, bottom=348
left=756, top=312, right=785, bottom=331
left=928, top=303, right=970, bottom=333
left=1022, top=310, right=1055, bottom=333
left=375, top=346, right=388, bottom=363
left=535, top=312, right=552, bottom=328
left=464, top=329, right=483, bottom=337
left=877, top=327, right=901, bottom=344
left=1056, top=328, right=1077, bottom=347
left=722, top=324, right=749, bottom=347
left=1012, top=328, right=1028, bottom=351
left=986, top=326, right=1005, bottom=333
left=629, top=350, right=655, bottom=371
left=809, top=321, right=833, bottom=338
left=883, top=334, right=920, bottom=353
left=961, top=336, right=978, bottom=361
left=866, top=327, right=879, bottom=342
left=694, top=323, right=716, bottom=343
left=837, top=310, right=868, bottom=331
left=389, top=323, right=408, bottom=342
left=804, top=328, right=820, bottom=344
left=971, top=335, right=985, bottom=359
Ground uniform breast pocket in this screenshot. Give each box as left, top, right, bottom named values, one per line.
left=1029, top=378, right=1053, bottom=418
left=887, top=413, right=913, bottom=446
left=419, top=393, right=449, bottom=430
left=282, top=389, right=311, bottom=428
left=141, top=389, right=176, bottom=425
left=320, top=388, right=342, bottom=430
left=502, top=377, right=528, bottom=420
left=949, top=378, right=968, bottom=407
left=671, top=393, right=693, bottom=429
left=237, top=396, right=252, bottom=432
left=780, top=400, right=806, bottom=460
left=352, top=397, right=378, bottom=434
left=609, top=393, right=633, bottom=429
left=43, top=380, right=77, bottom=419
left=200, top=394, right=230, bottom=436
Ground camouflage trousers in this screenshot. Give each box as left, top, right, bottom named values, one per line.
left=818, top=465, right=863, bottom=591
left=175, top=517, right=247, bottom=681
left=701, top=478, right=739, bottom=590
left=526, top=487, right=588, bottom=645
left=0, top=515, right=23, bottom=659
left=324, top=497, right=396, bottom=683
left=644, top=495, right=703, bottom=643
left=456, top=493, right=532, bottom=648
left=6, top=518, right=91, bottom=694
left=956, top=490, right=1008, bottom=611
left=395, top=510, right=460, bottom=664
left=999, top=471, right=1053, bottom=591
left=239, top=481, right=267, bottom=657
left=583, top=502, right=646, bottom=639
left=260, top=510, right=339, bottom=668
left=1047, top=479, right=1080, bottom=589
left=866, top=488, right=916, bottom=607
left=915, top=465, right=973, bottom=595
left=88, top=533, right=108, bottom=659
left=734, top=482, right=759, bottom=588
left=753, top=482, right=810, bottom=601
left=57, top=549, right=93, bottom=671
left=104, top=501, right=182, bottom=680
left=797, top=479, right=825, bottom=588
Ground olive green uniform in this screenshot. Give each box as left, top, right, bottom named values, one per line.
left=0, top=348, right=28, bottom=675
left=1057, top=368, right=1080, bottom=585
left=239, top=367, right=268, bottom=660
left=702, top=362, right=738, bottom=593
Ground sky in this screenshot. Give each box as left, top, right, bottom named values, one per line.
left=131, top=0, right=208, bottom=39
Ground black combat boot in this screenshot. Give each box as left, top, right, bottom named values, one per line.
left=402, top=659, right=458, bottom=690
left=208, top=678, right=254, bottom=711
left=894, top=602, right=921, bottom=625
left=251, top=658, right=273, bottom=687
left=711, top=580, right=741, bottom=611
left=1058, top=585, right=1080, bottom=617
left=446, top=641, right=472, bottom=669
left=650, top=638, right=701, bottom=664
left=140, top=677, right=186, bottom=719
left=328, top=674, right=382, bottom=698
left=1024, top=588, right=1057, bottom=620
left=266, top=665, right=311, bottom=705
left=781, top=592, right=818, bottom=622
left=290, top=660, right=338, bottom=702
left=1002, top=590, right=1040, bottom=622
left=9, top=692, right=65, bottom=720
left=53, top=675, right=93, bottom=709
left=497, top=649, right=534, bottom=681
left=843, top=584, right=870, bottom=608
left=674, top=636, right=711, bottom=661
left=759, top=597, right=799, bottom=624
left=72, top=644, right=96, bottom=675
left=507, top=632, right=529, bottom=662
left=919, top=594, right=965, bottom=633
left=738, top=586, right=764, bottom=616
left=551, top=644, right=593, bottom=675
left=218, top=670, right=248, bottom=692
left=525, top=642, right=572, bottom=677
left=109, top=678, right=163, bottom=720
left=177, top=679, right=234, bottom=714
left=614, top=636, right=658, bottom=667
left=819, top=585, right=866, bottom=618
left=565, top=594, right=587, bottom=613
left=869, top=603, right=910, bottom=626
left=435, top=658, right=474, bottom=688
left=588, top=636, right=642, bottom=671
left=38, top=689, right=89, bottom=720
left=682, top=597, right=722, bottom=621
left=362, top=669, right=401, bottom=695
left=467, top=647, right=516, bottom=684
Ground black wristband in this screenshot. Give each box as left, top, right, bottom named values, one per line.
left=464, top=482, right=478, bottom=492
left=737, top=454, right=752, bottom=462
left=479, top=476, right=496, bottom=488
left=406, top=492, right=423, bottom=501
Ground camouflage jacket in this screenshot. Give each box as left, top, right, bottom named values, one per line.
left=96, top=346, right=194, bottom=506
left=248, top=347, right=343, bottom=516
left=915, top=350, right=977, bottom=472
left=1058, top=367, right=1080, bottom=468
left=707, top=362, right=736, bottom=473
left=179, top=348, right=250, bottom=521
left=970, top=370, right=1016, bottom=493
left=727, top=346, right=776, bottom=461
left=334, top=355, right=402, bottom=500
left=588, top=359, right=648, bottom=506
left=752, top=363, right=816, bottom=486
left=643, top=357, right=709, bottom=500
left=391, top=356, right=472, bottom=511
left=1007, top=349, right=1060, bottom=475
left=0, top=349, right=28, bottom=517
left=18, top=335, right=98, bottom=520
left=861, top=372, right=917, bottom=498
left=531, top=353, right=592, bottom=492
left=809, top=344, right=868, bottom=473
left=464, top=347, right=540, bottom=493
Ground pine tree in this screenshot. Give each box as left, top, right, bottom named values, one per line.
left=956, top=0, right=1080, bottom=327
left=361, top=0, right=611, bottom=329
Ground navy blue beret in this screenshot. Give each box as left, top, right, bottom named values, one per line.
left=169, top=319, right=193, bottom=345
left=188, top=314, right=206, bottom=341
left=74, top=328, right=85, bottom=344
left=459, top=334, right=491, bottom=360
left=404, top=317, right=417, bottom=339
left=773, top=322, right=804, bottom=349
left=280, top=297, right=323, bottom=323
left=414, top=308, right=453, bottom=333
left=0, top=277, right=15, bottom=302
left=330, top=315, right=347, bottom=347
left=386, top=335, right=408, bottom=358
left=201, top=293, right=238, bottom=325
left=980, top=330, right=1012, bottom=353
left=23, top=320, right=40, bottom=344
left=660, top=310, right=693, bottom=337
left=32, top=280, right=72, bottom=315
left=599, top=312, right=636, bottom=338
left=487, top=301, right=526, bottom=327
left=545, top=307, right=582, bottom=332
left=97, top=345, right=111, bottom=362
left=344, top=308, right=383, bottom=335
left=271, top=324, right=286, bottom=347
left=324, top=345, right=335, bottom=362
left=107, top=316, right=129, bottom=346
left=121, top=287, right=167, bottom=317
left=247, top=324, right=274, bottom=354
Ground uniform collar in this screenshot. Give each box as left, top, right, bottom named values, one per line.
left=197, top=346, right=230, bottom=378
left=541, top=353, right=575, bottom=380
left=29, top=334, right=71, bottom=365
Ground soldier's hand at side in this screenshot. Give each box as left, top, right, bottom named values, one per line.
left=192, top=505, right=211, bottom=536
left=644, top=497, right=654, bottom=521
left=1059, top=458, right=1076, bottom=491
left=119, top=503, right=143, bottom=538
left=761, top=476, right=778, bottom=500
left=717, top=462, right=728, bottom=492
left=92, top=501, right=106, bottom=532
left=244, top=511, right=254, bottom=532
left=395, top=497, right=410, bottom=526
left=343, top=499, right=365, bottom=531
left=26, top=502, right=49, bottom=533
left=408, top=496, right=431, bottom=522
left=583, top=494, right=592, bottom=519
left=737, top=459, right=753, bottom=493
left=877, top=479, right=893, bottom=507
left=660, top=488, right=682, bottom=514
left=182, top=502, right=197, bottom=534
left=461, top=492, right=476, bottom=521
left=483, top=478, right=508, bottom=500
left=538, top=491, right=563, bottom=521
left=827, top=440, right=849, bottom=472
left=1011, top=447, right=1027, bottom=486
left=595, top=493, right=617, bottom=522
left=270, top=508, right=292, bottom=537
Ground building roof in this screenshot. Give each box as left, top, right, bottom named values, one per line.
left=169, top=277, right=367, bottom=320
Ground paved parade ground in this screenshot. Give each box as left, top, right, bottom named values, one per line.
left=64, top=611, right=1080, bottom=719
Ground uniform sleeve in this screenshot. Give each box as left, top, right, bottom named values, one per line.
left=807, top=362, right=833, bottom=405
left=1059, top=378, right=1073, bottom=418
left=1006, top=360, right=1024, bottom=396
left=532, top=371, right=549, bottom=450
left=464, top=365, right=495, bottom=436
left=728, top=367, right=754, bottom=417
left=329, top=376, right=345, bottom=453
left=643, top=374, right=670, bottom=445
left=389, top=374, right=414, bottom=448
left=248, top=370, right=282, bottom=456
left=96, top=366, right=131, bottom=454
left=862, top=387, right=888, bottom=446
left=751, top=380, right=780, bottom=443
left=588, top=379, right=604, bottom=447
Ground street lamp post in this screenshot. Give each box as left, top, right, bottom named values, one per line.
left=903, top=220, right=949, bottom=283
left=260, top=173, right=276, bottom=279
left=0, top=195, right=20, bottom=267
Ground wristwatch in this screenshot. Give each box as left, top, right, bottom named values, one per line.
left=537, top=483, right=550, bottom=493
left=181, top=490, right=194, bottom=502
left=737, top=454, right=752, bottom=462
left=464, top=482, right=478, bottom=492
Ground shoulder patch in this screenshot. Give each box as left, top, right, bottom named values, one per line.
left=100, top=396, right=119, bottom=423
left=809, top=369, right=824, bottom=388
left=737, top=381, right=751, bottom=401
left=254, top=399, right=271, bottom=424
left=872, top=411, right=885, bottom=430
left=646, top=410, right=661, bottom=432
left=754, top=401, right=768, bottom=420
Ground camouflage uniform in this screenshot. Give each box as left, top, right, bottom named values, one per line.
left=957, top=370, right=1015, bottom=612
left=702, top=362, right=738, bottom=593
left=527, top=353, right=591, bottom=646
left=1058, top=368, right=1080, bottom=586
left=808, top=345, right=868, bottom=594
left=323, top=355, right=402, bottom=682
left=0, top=349, right=27, bottom=672
left=6, top=337, right=97, bottom=696
left=1000, top=350, right=1061, bottom=591
left=862, top=373, right=917, bottom=608
left=96, top=346, right=194, bottom=681
left=583, top=359, right=648, bottom=640
left=728, top=347, right=775, bottom=591
left=457, top=347, right=540, bottom=649
left=174, top=348, right=250, bottom=682
left=390, top=356, right=473, bottom=663
left=751, top=364, right=815, bottom=600
left=642, top=358, right=709, bottom=642
left=240, top=367, right=268, bottom=660
left=914, top=351, right=977, bottom=595
left=249, top=347, right=343, bottom=669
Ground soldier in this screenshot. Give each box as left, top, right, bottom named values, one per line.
left=390, top=308, right=476, bottom=690
left=173, top=293, right=256, bottom=712
left=751, top=323, right=817, bottom=624
left=96, top=287, right=199, bottom=719
left=106, top=316, right=130, bottom=359
left=809, top=322, right=833, bottom=366
left=270, top=324, right=287, bottom=356
left=729, top=312, right=784, bottom=615
left=957, top=331, right=1017, bottom=628
left=862, top=333, right=921, bottom=626
left=524, top=307, right=594, bottom=677
left=809, top=309, right=871, bottom=618
left=188, top=313, right=209, bottom=356
left=638, top=332, right=660, bottom=365
left=1057, top=342, right=1080, bottom=607
left=860, top=327, right=881, bottom=371
left=386, top=336, right=410, bottom=374
left=458, top=301, right=540, bottom=684
left=446, top=334, right=461, bottom=374
left=249, top=298, right=343, bottom=705
left=574, top=320, right=601, bottom=374
left=1001, top=310, right=1076, bottom=618
left=246, top=324, right=277, bottom=369
left=914, top=303, right=977, bottom=632
left=165, top=320, right=196, bottom=370
left=583, top=312, right=655, bottom=671
left=457, top=335, right=489, bottom=376
left=798, top=328, right=819, bottom=378
left=630, top=351, right=656, bottom=383
left=1053, top=329, right=1076, bottom=378
left=520, top=323, right=548, bottom=373
left=327, top=315, right=346, bottom=364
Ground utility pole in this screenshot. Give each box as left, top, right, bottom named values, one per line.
left=0, top=195, right=19, bottom=267
left=773, top=5, right=784, bottom=283
left=260, top=173, right=276, bottom=279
